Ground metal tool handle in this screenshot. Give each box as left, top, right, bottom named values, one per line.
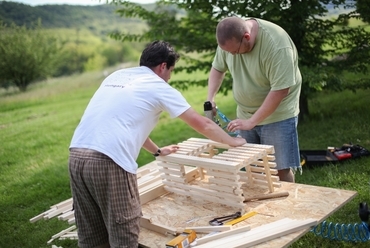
left=209, top=212, right=241, bottom=226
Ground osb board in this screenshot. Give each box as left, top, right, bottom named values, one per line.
left=137, top=161, right=357, bottom=248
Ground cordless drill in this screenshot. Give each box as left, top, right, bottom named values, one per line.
left=204, top=101, right=214, bottom=121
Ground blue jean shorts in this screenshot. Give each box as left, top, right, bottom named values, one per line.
left=239, top=116, right=301, bottom=172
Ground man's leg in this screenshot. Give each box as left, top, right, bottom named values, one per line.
left=260, top=117, right=301, bottom=183
left=101, top=160, right=142, bottom=247
left=69, top=149, right=110, bottom=248
left=277, top=168, right=295, bottom=182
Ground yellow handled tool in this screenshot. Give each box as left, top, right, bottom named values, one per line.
left=224, top=211, right=257, bottom=226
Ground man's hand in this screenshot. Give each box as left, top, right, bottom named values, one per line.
left=231, top=137, right=247, bottom=147
left=159, top=145, right=180, bottom=156
left=227, top=119, right=257, bottom=132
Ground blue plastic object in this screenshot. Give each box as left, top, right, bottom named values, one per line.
left=311, top=221, right=370, bottom=242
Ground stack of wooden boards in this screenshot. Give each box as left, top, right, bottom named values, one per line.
left=31, top=138, right=315, bottom=247
left=156, top=138, right=281, bottom=212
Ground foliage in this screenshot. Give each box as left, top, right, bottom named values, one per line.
left=111, top=0, right=370, bottom=119
left=0, top=2, right=148, bottom=82
left=0, top=1, right=153, bottom=33
left=356, top=0, right=370, bottom=23
left=0, top=20, right=61, bottom=91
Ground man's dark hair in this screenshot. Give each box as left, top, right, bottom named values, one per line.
left=139, top=40, right=180, bottom=69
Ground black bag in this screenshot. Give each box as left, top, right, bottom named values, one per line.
left=300, top=143, right=370, bottom=167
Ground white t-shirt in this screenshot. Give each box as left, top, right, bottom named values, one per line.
left=70, top=66, right=191, bottom=174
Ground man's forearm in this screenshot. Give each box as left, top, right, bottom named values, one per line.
left=142, top=138, right=159, bottom=154
left=207, top=67, right=225, bottom=102
left=249, top=88, right=289, bottom=125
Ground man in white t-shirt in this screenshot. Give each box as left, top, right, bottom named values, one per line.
left=68, top=40, right=246, bottom=248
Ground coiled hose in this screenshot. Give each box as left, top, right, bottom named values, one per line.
left=311, top=221, right=370, bottom=242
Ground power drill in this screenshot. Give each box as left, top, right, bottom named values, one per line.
left=204, top=101, right=214, bottom=121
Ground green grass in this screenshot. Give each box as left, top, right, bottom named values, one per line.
left=1, top=69, right=370, bottom=248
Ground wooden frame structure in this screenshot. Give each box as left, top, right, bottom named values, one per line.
left=156, top=138, right=280, bottom=212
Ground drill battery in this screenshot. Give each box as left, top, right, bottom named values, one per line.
left=333, top=150, right=352, bottom=160
left=165, top=229, right=196, bottom=248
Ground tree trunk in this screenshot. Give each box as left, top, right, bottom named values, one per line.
left=299, top=93, right=309, bottom=122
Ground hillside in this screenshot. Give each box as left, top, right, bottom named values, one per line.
left=0, top=1, right=155, bottom=35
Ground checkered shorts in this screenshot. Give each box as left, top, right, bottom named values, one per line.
left=69, top=148, right=142, bottom=248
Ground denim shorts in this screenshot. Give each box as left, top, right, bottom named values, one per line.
left=239, top=116, right=301, bottom=171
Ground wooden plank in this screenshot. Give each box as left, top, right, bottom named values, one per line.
left=51, top=225, right=77, bottom=240
left=68, top=217, right=75, bottom=225
left=186, top=137, right=275, bottom=153
left=50, top=198, right=73, bottom=209
left=58, top=210, right=74, bottom=221
left=161, top=174, right=187, bottom=183
left=208, top=184, right=243, bottom=195
left=44, top=205, right=72, bottom=220
left=139, top=179, right=163, bottom=194
left=184, top=167, right=200, bottom=182
left=29, top=207, right=55, bottom=223
left=159, top=168, right=185, bottom=177
left=212, top=154, right=254, bottom=164
left=206, top=169, right=237, bottom=178
left=194, top=218, right=317, bottom=247
left=157, top=161, right=186, bottom=170
left=140, top=216, right=177, bottom=236
left=140, top=184, right=167, bottom=205
left=223, top=149, right=263, bottom=158
left=185, top=225, right=233, bottom=233
left=156, top=154, right=240, bottom=171
left=262, top=156, right=274, bottom=192
left=227, top=218, right=317, bottom=247
left=196, top=225, right=251, bottom=245
left=252, top=160, right=277, bottom=168
left=47, top=225, right=77, bottom=244
left=136, top=168, right=151, bottom=179
left=208, top=177, right=242, bottom=188
left=163, top=186, right=245, bottom=210
left=187, top=138, right=232, bottom=149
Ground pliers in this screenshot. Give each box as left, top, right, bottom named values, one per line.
left=209, top=211, right=242, bottom=226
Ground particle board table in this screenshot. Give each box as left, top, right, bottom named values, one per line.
left=138, top=160, right=357, bottom=248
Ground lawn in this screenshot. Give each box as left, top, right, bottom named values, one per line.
left=0, top=68, right=369, bottom=248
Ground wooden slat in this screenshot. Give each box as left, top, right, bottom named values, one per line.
left=140, top=216, right=177, bottom=236
left=140, top=184, right=167, bottom=205
left=196, top=225, right=251, bottom=245
left=184, top=225, right=233, bottom=233
left=161, top=174, right=187, bottom=183
left=156, top=154, right=240, bottom=171
left=158, top=167, right=185, bottom=177
left=195, top=218, right=317, bottom=247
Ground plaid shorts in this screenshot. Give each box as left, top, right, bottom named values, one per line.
left=69, top=148, right=142, bottom=248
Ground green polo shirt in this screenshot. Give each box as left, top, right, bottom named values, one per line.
left=212, top=18, right=302, bottom=125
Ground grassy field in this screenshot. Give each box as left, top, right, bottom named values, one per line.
left=1, top=68, right=370, bottom=248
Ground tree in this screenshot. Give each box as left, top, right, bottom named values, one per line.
left=110, top=0, right=370, bottom=119
left=0, top=20, right=61, bottom=91
left=356, top=0, right=370, bottom=23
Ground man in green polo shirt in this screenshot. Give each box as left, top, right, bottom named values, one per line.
left=207, top=16, right=302, bottom=182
